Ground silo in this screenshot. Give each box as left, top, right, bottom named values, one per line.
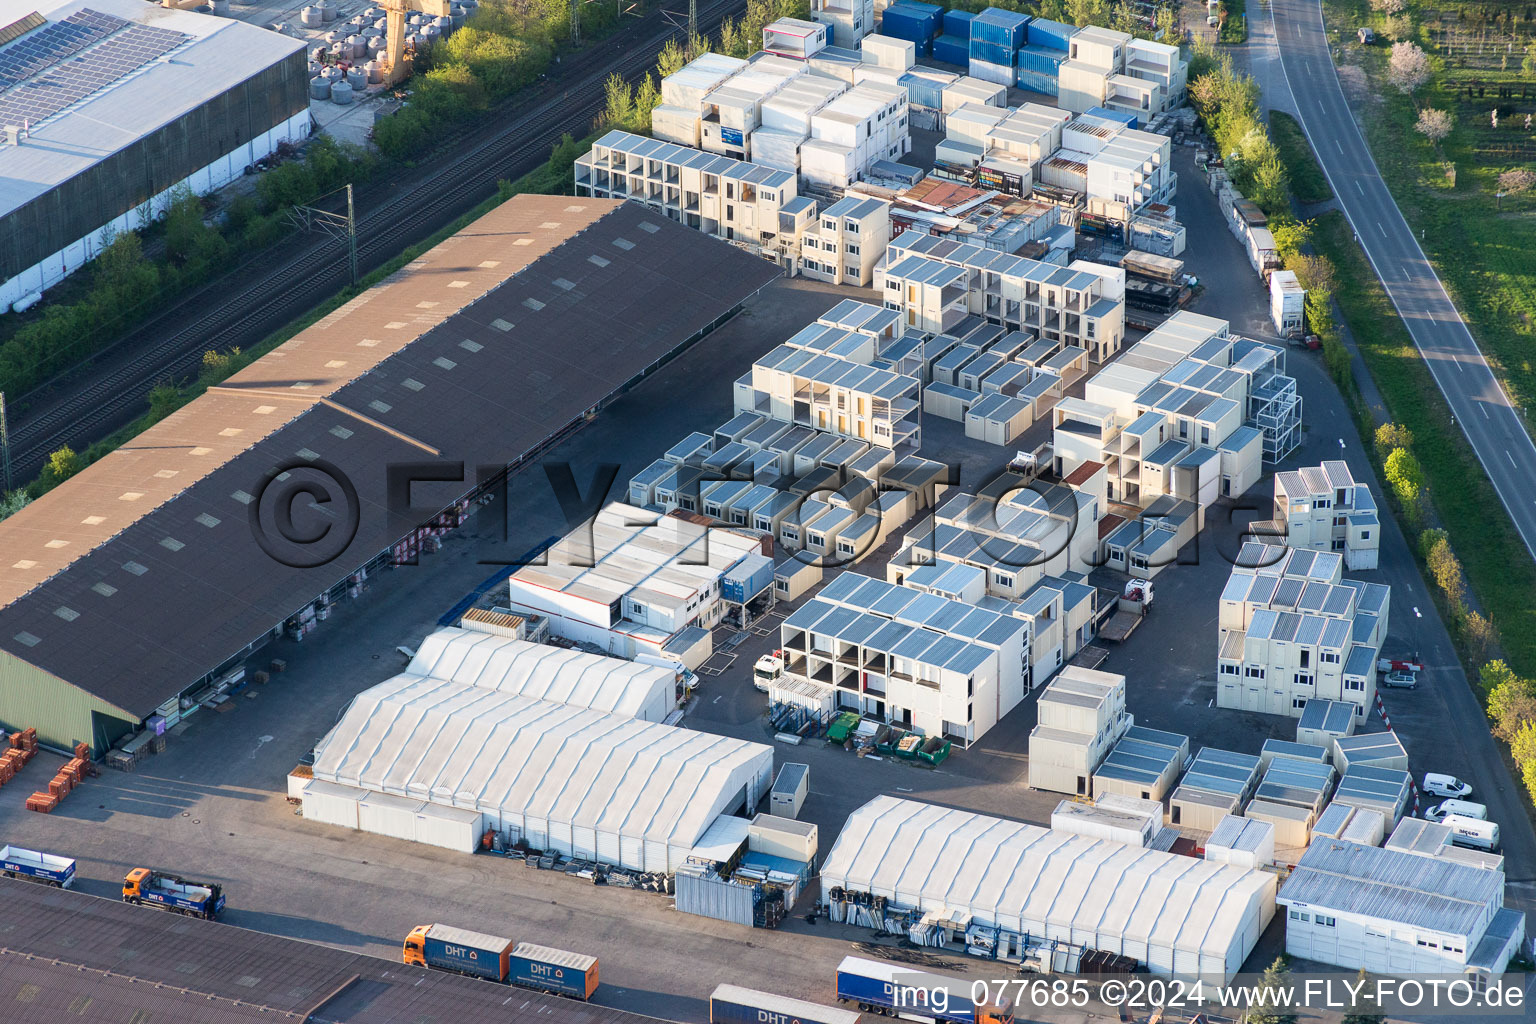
left=317, top=0, right=337, bottom=21
left=331, top=80, right=354, bottom=104
left=347, top=66, right=368, bottom=90
left=310, top=76, right=331, bottom=100
left=365, top=59, right=383, bottom=83
left=346, top=34, right=364, bottom=57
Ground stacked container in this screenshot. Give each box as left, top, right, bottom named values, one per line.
left=879, top=0, right=941, bottom=58
left=931, top=32, right=968, bottom=66
left=655, top=52, right=750, bottom=149
left=969, top=8, right=1029, bottom=86
left=753, top=74, right=847, bottom=172
left=1027, top=16, right=1075, bottom=51
left=1017, top=46, right=1065, bottom=95
left=763, top=17, right=828, bottom=59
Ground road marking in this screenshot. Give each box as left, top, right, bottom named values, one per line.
left=1377, top=220, right=1387, bottom=236
left=1334, top=138, right=1343, bottom=154
left=1481, top=404, right=1490, bottom=420
left=1508, top=450, right=1518, bottom=466
left=1355, top=181, right=1364, bottom=195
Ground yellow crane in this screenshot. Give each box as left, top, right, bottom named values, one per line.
left=380, top=0, right=451, bottom=86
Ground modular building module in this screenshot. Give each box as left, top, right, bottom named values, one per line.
left=1052, top=311, right=1301, bottom=513
left=1259, top=461, right=1380, bottom=571
left=776, top=572, right=1028, bottom=745
left=1216, top=543, right=1390, bottom=720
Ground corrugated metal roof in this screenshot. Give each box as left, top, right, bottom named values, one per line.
left=1279, top=839, right=1504, bottom=937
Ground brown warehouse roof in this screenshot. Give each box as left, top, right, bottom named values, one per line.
left=0, top=195, right=778, bottom=720
left=0, top=877, right=668, bottom=1024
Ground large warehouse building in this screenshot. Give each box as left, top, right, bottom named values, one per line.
left=308, top=674, right=774, bottom=868
left=0, top=0, right=310, bottom=310
left=821, top=795, right=1276, bottom=982
left=0, top=195, right=777, bottom=755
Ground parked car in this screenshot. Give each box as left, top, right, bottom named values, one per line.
left=1423, top=773, right=1473, bottom=799
left=1426, top=799, right=1487, bottom=823
left=1381, top=670, right=1418, bottom=689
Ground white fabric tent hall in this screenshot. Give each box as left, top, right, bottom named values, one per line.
left=312, top=674, right=773, bottom=873
left=407, top=626, right=674, bottom=721
left=821, top=795, right=1276, bottom=982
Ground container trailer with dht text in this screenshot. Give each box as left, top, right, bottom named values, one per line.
left=121, top=868, right=225, bottom=919
left=403, top=924, right=599, bottom=998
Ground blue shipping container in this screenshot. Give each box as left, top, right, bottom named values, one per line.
left=1016, top=45, right=1065, bottom=75
left=971, top=8, right=1029, bottom=50
left=1086, top=106, right=1138, bottom=128
left=508, top=943, right=599, bottom=1000
left=721, top=553, right=775, bottom=604
left=899, top=69, right=954, bottom=108
left=1027, top=16, right=1074, bottom=51
left=1015, top=66, right=1059, bottom=95
left=941, top=9, right=973, bottom=37
left=968, top=39, right=1015, bottom=66
left=931, top=34, right=969, bottom=66
left=881, top=2, right=941, bottom=41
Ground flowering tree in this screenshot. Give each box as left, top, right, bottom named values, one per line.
left=1369, top=0, right=1404, bottom=13
left=1497, top=167, right=1536, bottom=208
left=1414, top=107, right=1453, bottom=142
left=1387, top=41, right=1432, bottom=94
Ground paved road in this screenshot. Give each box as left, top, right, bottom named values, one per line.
left=1269, top=0, right=1536, bottom=563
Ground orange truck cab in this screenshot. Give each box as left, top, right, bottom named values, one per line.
left=402, top=924, right=432, bottom=968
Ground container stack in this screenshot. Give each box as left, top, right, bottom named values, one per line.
left=898, top=65, right=957, bottom=130
left=655, top=52, right=751, bottom=150
left=860, top=32, right=914, bottom=70
left=878, top=0, right=941, bottom=58
left=1016, top=16, right=1074, bottom=94
left=931, top=8, right=972, bottom=66
left=968, top=8, right=1029, bottom=86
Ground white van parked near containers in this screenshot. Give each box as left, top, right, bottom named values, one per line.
left=1442, top=814, right=1499, bottom=852
left=1425, top=799, right=1487, bottom=823
left=1422, top=773, right=1472, bottom=799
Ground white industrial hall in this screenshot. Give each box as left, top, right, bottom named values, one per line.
left=820, top=795, right=1276, bottom=981
left=406, top=626, right=676, bottom=722
left=304, top=674, right=773, bottom=869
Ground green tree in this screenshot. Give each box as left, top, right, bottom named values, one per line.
left=1250, top=155, right=1291, bottom=215
left=1067, top=0, right=1104, bottom=27
left=1426, top=535, right=1466, bottom=614
left=46, top=446, right=81, bottom=483
left=1522, top=43, right=1536, bottom=78
left=148, top=382, right=182, bottom=422
left=1512, top=720, right=1536, bottom=805
left=1384, top=446, right=1425, bottom=513
left=1247, top=958, right=1298, bottom=1024
left=0, top=490, right=30, bottom=521
left=601, top=72, right=636, bottom=130
left=1342, top=968, right=1384, bottom=1024
left=1462, top=611, right=1499, bottom=667
left=1374, top=422, right=1413, bottom=462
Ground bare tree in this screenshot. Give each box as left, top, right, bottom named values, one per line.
left=1415, top=107, right=1454, bottom=141
left=1387, top=41, right=1432, bottom=93
left=1497, top=167, right=1536, bottom=207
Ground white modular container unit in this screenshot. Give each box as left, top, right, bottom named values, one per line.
left=763, top=17, right=829, bottom=60
left=662, top=53, right=750, bottom=112
left=1050, top=799, right=1156, bottom=847
left=860, top=32, right=914, bottom=70
left=358, top=790, right=425, bottom=842
left=940, top=77, right=1007, bottom=116
left=651, top=104, right=704, bottom=148
left=1205, top=815, right=1276, bottom=869
left=1057, top=60, right=1110, bottom=114
left=1242, top=800, right=1312, bottom=850
left=749, top=812, right=818, bottom=862
left=944, top=102, right=1007, bottom=146
left=853, top=64, right=904, bottom=89
left=1270, top=269, right=1304, bottom=337
left=302, top=778, right=365, bottom=830
left=762, top=75, right=848, bottom=134
left=967, top=58, right=1015, bottom=86
left=750, top=128, right=807, bottom=172
left=414, top=801, right=485, bottom=852
left=800, top=139, right=858, bottom=188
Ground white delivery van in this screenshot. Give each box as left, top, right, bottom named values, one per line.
left=1422, top=773, right=1472, bottom=798
left=1426, top=799, right=1487, bottom=823
left=1442, top=814, right=1499, bottom=852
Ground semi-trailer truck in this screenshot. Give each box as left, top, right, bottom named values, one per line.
left=836, top=956, right=1014, bottom=1024
left=403, top=925, right=599, bottom=999
left=122, top=868, right=225, bottom=919
left=0, top=845, right=75, bottom=888
left=712, top=983, right=863, bottom=1024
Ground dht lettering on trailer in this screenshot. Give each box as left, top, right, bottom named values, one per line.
left=444, top=945, right=479, bottom=961
left=529, top=964, right=564, bottom=978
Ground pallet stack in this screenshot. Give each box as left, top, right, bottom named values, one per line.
left=25, top=737, right=94, bottom=813
left=0, top=728, right=37, bottom=788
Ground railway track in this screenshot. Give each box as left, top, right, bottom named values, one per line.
left=6, top=0, right=743, bottom=480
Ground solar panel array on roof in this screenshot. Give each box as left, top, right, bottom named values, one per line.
left=0, top=8, right=120, bottom=89
left=0, top=11, right=186, bottom=128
